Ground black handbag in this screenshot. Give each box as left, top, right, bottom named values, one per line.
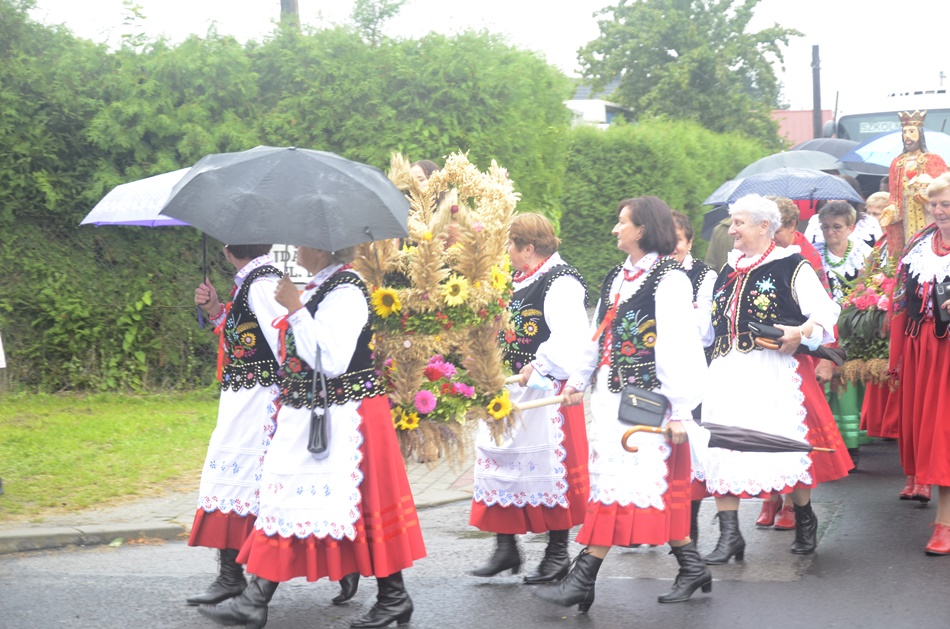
left=307, top=344, right=331, bottom=459
left=618, top=384, right=670, bottom=427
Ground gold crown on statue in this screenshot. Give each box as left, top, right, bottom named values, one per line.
left=899, top=110, right=927, bottom=127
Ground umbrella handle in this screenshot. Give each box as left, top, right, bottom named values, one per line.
left=504, top=375, right=521, bottom=385
left=621, top=425, right=667, bottom=453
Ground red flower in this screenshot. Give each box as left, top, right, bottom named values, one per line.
left=287, top=357, right=302, bottom=373
left=504, top=330, right=517, bottom=343
left=233, top=346, right=246, bottom=358
left=424, top=365, right=444, bottom=381
left=621, top=341, right=635, bottom=356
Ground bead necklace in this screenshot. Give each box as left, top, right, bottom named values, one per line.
left=933, top=230, right=950, bottom=257
left=513, top=256, right=551, bottom=282
left=823, top=240, right=853, bottom=267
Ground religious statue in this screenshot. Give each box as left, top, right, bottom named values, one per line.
left=880, top=110, right=949, bottom=256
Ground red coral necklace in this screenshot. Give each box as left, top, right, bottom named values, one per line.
left=513, top=256, right=551, bottom=282
left=933, top=230, right=950, bottom=257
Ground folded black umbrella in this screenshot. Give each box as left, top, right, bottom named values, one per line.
left=621, top=423, right=834, bottom=454
left=748, top=321, right=847, bottom=366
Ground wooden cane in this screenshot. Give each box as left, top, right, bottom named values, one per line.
left=621, top=425, right=665, bottom=452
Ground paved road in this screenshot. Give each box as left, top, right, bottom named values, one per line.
left=1, top=439, right=949, bottom=628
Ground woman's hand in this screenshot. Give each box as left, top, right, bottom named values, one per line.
left=666, top=421, right=687, bottom=445
left=560, top=386, right=584, bottom=407
left=518, top=364, right=534, bottom=387
left=195, top=279, right=222, bottom=315
left=775, top=323, right=804, bottom=355
left=275, top=275, right=304, bottom=313
left=815, top=359, right=835, bottom=385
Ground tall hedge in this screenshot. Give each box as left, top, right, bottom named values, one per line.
left=558, top=120, right=769, bottom=296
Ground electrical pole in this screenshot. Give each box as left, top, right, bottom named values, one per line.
left=280, top=0, right=300, bottom=30
left=811, top=45, right=822, bottom=139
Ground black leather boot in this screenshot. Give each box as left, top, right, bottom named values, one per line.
left=790, top=502, right=818, bottom=555
left=186, top=548, right=248, bottom=606
left=349, top=571, right=413, bottom=628
left=523, top=529, right=570, bottom=584
left=690, top=500, right=702, bottom=545
left=658, top=541, right=713, bottom=603
left=198, top=576, right=279, bottom=629
left=471, top=533, right=522, bottom=577
left=703, top=510, right=745, bottom=565
left=333, top=572, right=360, bottom=605
left=533, top=549, right=602, bottom=613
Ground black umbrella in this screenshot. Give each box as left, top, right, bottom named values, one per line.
left=621, top=423, right=834, bottom=453
left=703, top=168, right=865, bottom=206
left=701, top=205, right=729, bottom=240
left=159, top=146, right=409, bottom=250
left=791, top=138, right=859, bottom=159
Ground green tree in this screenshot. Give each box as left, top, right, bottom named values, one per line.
left=350, top=0, right=407, bottom=47
left=578, top=0, right=799, bottom=148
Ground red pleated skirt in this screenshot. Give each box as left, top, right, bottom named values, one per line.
left=897, top=323, right=950, bottom=485
left=796, top=356, right=853, bottom=484
left=469, top=402, right=590, bottom=534
left=575, top=441, right=691, bottom=547
left=188, top=510, right=257, bottom=550
left=861, top=383, right=899, bottom=439
left=237, top=395, right=426, bottom=581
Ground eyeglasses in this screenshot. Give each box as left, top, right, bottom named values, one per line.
left=819, top=223, right=849, bottom=233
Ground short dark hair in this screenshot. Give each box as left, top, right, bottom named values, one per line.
left=818, top=200, right=857, bottom=226
left=670, top=210, right=694, bottom=242
left=617, top=196, right=677, bottom=256
left=226, top=244, right=273, bottom=260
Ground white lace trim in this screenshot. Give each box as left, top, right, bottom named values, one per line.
left=904, top=234, right=950, bottom=283
left=816, top=240, right=873, bottom=303
left=588, top=437, right=672, bottom=510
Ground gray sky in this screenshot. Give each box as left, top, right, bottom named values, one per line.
left=28, top=0, right=950, bottom=113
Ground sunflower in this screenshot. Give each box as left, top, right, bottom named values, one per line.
left=642, top=332, right=657, bottom=348
left=403, top=411, right=421, bottom=431
left=391, top=406, right=408, bottom=430
left=523, top=321, right=538, bottom=337
left=371, top=287, right=402, bottom=319
left=491, top=266, right=509, bottom=291
left=441, top=274, right=470, bottom=307
left=487, top=390, right=513, bottom=420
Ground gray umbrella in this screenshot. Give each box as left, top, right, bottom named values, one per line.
left=158, top=146, right=409, bottom=250
left=736, top=150, right=841, bottom=178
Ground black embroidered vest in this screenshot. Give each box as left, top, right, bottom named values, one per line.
left=502, top=264, right=587, bottom=372
left=903, top=269, right=950, bottom=339
left=595, top=258, right=682, bottom=393
left=278, top=271, right=383, bottom=409
left=220, top=265, right=282, bottom=392
left=710, top=254, right=809, bottom=359
left=686, top=260, right=713, bottom=302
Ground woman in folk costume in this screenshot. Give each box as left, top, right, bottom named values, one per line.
left=753, top=198, right=853, bottom=531
left=187, top=244, right=284, bottom=607
left=535, top=197, right=710, bottom=612
left=199, top=246, right=426, bottom=629
left=470, top=213, right=590, bottom=583
left=700, top=195, right=840, bottom=562
left=890, top=172, right=950, bottom=555
left=670, top=210, right=716, bottom=544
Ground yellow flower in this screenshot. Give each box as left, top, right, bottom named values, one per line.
left=441, top=274, right=470, bottom=307
left=473, top=281, right=482, bottom=289
left=501, top=254, right=511, bottom=273
left=487, top=390, right=513, bottom=420
left=403, top=411, right=421, bottom=431
left=371, top=287, right=401, bottom=319
left=423, top=231, right=434, bottom=241
left=642, top=332, right=657, bottom=348
left=523, top=321, right=538, bottom=337
left=391, top=407, right=407, bottom=430
left=491, top=266, right=509, bottom=291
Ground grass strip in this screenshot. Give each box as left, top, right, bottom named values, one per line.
left=0, top=389, right=219, bottom=519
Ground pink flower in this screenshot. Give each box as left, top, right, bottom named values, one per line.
left=855, top=294, right=877, bottom=310
left=414, top=390, right=437, bottom=414
left=453, top=382, right=476, bottom=398
left=877, top=294, right=891, bottom=311
left=881, top=277, right=897, bottom=293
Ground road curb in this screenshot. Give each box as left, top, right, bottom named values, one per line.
left=0, top=522, right=185, bottom=555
